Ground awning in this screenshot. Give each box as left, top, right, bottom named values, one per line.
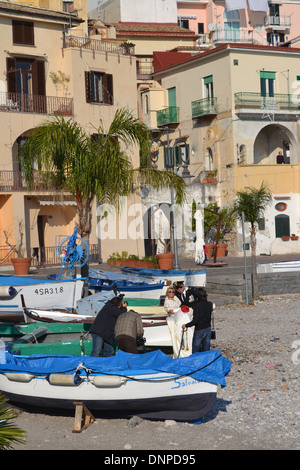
left=38, top=200, right=77, bottom=206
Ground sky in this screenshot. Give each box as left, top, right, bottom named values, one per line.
left=87, top=0, right=99, bottom=13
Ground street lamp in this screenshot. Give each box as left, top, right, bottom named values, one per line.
left=149, top=126, right=193, bottom=270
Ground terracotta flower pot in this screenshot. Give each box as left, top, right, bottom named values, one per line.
left=12, top=257, right=32, bottom=275
left=214, top=243, right=228, bottom=257
left=205, top=244, right=215, bottom=258
left=156, top=253, right=174, bottom=270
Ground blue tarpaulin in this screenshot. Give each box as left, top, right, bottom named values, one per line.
left=0, top=350, right=231, bottom=387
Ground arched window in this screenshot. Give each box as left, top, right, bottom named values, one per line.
left=275, top=213, right=290, bottom=238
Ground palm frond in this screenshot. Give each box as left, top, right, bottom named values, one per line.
left=0, top=393, right=26, bottom=449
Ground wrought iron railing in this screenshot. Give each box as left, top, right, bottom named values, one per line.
left=234, top=92, right=299, bottom=111
left=0, top=171, right=60, bottom=191
left=0, top=91, right=73, bottom=115
left=156, top=107, right=180, bottom=126
left=0, top=244, right=100, bottom=267
left=191, top=97, right=218, bottom=118
left=264, top=15, right=291, bottom=28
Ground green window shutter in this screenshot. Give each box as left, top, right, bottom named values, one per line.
left=260, top=71, right=275, bottom=80
left=204, top=75, right=213, bottom=85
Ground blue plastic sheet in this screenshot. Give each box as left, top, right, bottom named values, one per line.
left=0, top=350, right=231, bottom=387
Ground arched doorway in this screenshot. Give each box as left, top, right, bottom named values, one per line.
left=253, top=124, right=295, bottom=164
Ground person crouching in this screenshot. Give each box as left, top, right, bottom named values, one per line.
left=115, top=309, right=144, bottom=354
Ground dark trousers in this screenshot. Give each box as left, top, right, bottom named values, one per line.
left=116, top=335, right=138, bottom=354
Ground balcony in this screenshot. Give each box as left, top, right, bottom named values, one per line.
left=264, top=16, right=291, bottom=29
left=0, top=92, right=73, bottom=115
left=0, top=171, right=60, bottom=192
left=212, top=29, right=268, bottom=46
left=63, top=35, right=133, bottom=56
left=192, top=97, right=218, bottom=118
left=156, top=107, right=180, bottom=127
left=234, top=92, right=299, bottom=114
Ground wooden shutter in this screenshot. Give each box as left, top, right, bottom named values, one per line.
left=6, top=57, right=17, bottom=93
left=102, top=73, right=113, bottom=104
left=32, top=60, right=45, bottom=96
left=85, top=71, right=92, bottom=103
left=12, top=21, right=34, bottom=45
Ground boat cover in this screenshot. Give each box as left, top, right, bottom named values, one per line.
left=89, top=269, right=154, bottom=284
left=0, top=349, right=231, bottom=387
left=121, top=267, right=206, bottom=277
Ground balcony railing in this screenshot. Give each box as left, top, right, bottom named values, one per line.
left=0, top=171, right=61, bottom=191
left=212, top=29, right=268, bottom=46
left=234, top=92, right=299, bottom=111
left=0, top=244, right=100, bottom=267
left=156, top=107, right=180, bottom=127
left=0, top=91, right=73, bottom=115
left=192, top=97, right=218, bottom=118
left=264, top=15, right=291, bottom=28
left=63, top=35, right=134, bottom=56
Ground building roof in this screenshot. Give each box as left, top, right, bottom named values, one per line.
left=0, top=1, right=83, bottom=23
left=153, top=51, right=193, bottom=73
left=153, top=43, right=300, bottom=74
left=111, top=21, right=197, bottom=38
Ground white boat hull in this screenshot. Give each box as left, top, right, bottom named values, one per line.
left=0, top=278, right=84, bottom=322
left=0, top=368, right=216, bottom=421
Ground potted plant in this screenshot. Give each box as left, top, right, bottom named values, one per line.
left=4, top=221, right=32, bottom=275
left=203, top=169, right=217, bottom=184
left=156, top=238, right=175, bottom=270
left=203, top=202, right=235, bottom=258
left=120, top=41, right=135, bottom=55
left=107, top=252, right=158, bottom=268
left=291, top=234, right=298, bottom=240
left=281, top=235, right=290, bottom=241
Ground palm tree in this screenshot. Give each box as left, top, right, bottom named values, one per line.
left=18, top=109, right=186, bottom=280
left=0, top=392, right=26, bottom=449
left=232, top=182, right=272, bottom=301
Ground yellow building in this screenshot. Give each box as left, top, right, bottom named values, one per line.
left=143, top=44, right=300, bottom=256
left=0, top=1, right=143, bottom=265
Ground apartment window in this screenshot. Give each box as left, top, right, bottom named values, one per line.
left=85, top=71, right=113, bottom=104
left=204, top=75, right=214, bottom=98
left=12, top=20, right=34, bottom=46
left=178, top=18, right=189, bottom=29
left=164, top=144, right=189, bottom=169
left=260, top=71, right=275, bottom=97
left=7, top=57, right=45, bottom=96
left=63, top=1, right=74, bottom=12
left=198, top=23, right=204, bottom=34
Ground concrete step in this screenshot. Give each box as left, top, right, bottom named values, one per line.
left=206, top=291, right=242, bottom=306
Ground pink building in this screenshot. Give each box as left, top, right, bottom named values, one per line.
left=177, top=0, right=300, bottom=48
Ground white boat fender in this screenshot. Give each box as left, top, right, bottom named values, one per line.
left=4, top=373, right=34, bottom=382
left=48, top=373, right=84, bottom=386
left=0, top=286, right=17, bottom=298
left=90, top=375, right=127, bottom=387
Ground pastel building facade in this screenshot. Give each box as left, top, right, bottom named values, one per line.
left=0, top=1, right=143, bottom=264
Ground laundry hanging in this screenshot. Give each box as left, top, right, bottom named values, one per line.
left=248, top=0, right=268, bottom=12
left=225, top=0, right=247, bottom=11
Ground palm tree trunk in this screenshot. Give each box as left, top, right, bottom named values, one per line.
left=250, top=225, right=259, bottom=301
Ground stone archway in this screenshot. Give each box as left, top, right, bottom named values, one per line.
left=253, top=124, right=296, bottom=165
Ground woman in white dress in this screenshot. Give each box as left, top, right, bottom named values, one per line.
left=164, top=286, right=194, bottom=358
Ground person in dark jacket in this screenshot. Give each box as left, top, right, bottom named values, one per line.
left=173, top=281, right=195, bottom=307
left=181, top=287, right=213, bottom=353
left=90, top=296, right=127, bottom=357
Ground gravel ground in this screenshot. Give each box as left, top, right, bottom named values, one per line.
left=7, top=293, right=300, bottom=451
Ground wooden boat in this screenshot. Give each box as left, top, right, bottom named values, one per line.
left=0, top=349, right=231, bottom=421
left=120, top=266, right=206, bottom=287
left=88, top=277, right=165, bottom=299
left=0, top=274, right=85, bottom=323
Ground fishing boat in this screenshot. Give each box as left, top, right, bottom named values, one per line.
left=0, top=275, right=85, bottom=323
left=88, top=277, right=165, bottom=299
left=0, top=349, right=231, bottom=421
left=120, top=267, right=206, bottom=287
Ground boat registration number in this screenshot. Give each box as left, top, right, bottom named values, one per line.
left=34, top=287, right=64, bottom=295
